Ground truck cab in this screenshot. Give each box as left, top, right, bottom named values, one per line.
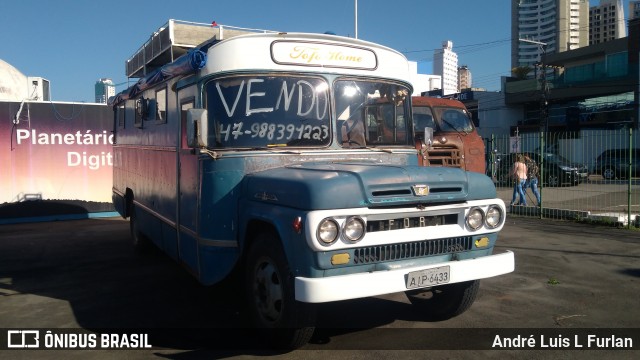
left=413, top=96, right=485, bottom=174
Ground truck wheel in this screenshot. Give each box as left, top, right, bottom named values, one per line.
left=405, top=280, right=480, bottom=321
left=129, top=204, right=151, bottom=253
left=245, top=232, right=316, bottom=349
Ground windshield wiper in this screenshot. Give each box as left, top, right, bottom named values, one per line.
left=248, top=146, right=302, bottom=154
left=202, top=147, right=302, bottom=157
left=440, top=118, right=470, bottom=135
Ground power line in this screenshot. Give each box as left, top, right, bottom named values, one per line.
left=402, top=38, right=511, bottom=55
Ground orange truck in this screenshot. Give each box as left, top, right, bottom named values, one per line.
left=412, top=96, right=485, bottom=174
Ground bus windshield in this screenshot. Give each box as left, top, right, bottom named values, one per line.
left=205, top=75, right=331, bottom=148
left=335, top=79, right=412, bottom=148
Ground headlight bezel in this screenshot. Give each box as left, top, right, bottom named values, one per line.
left=317, top=218, right=340, bottom=246
left=466, top=207, right=485, bottom=231
left=485, top=205, right=503, bottom=228
left=342, top=216, right=366, bottom=243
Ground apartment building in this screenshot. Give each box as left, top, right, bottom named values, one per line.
left=511, top=0, right=590, bottom=69
left=589, top=0, right=626, bottom=44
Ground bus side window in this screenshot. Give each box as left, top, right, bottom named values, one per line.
left=134, top=99, right=144, bottom=128
left=156, top=87, right=167, bottom=124
left=181, top=100, right=195, bottom=149
left=117, top=105, right=125, bottom=128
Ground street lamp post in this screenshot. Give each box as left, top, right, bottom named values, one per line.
left=354, top=0, right=358, bottom=39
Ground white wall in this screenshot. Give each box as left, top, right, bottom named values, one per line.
left=408, top=61, right=441, bottom=96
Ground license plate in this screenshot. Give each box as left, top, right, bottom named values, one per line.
left=406, top=266, right=450, bottom=289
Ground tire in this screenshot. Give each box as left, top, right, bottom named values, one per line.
left=405, top=280, right=480, bottom=321
left=602, top=167, right=616, bottom=180
left=496, top=170, right=509, bottom=187
left=245, top=232, right=316, bottom=350
left=547, top=173, right=560, bottom=187
left=129, top=203, right=151, bottom=253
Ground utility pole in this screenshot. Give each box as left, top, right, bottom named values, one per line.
left=518, top=38, right=549, bottom=133
left=519, top=39, right=548, bottom=215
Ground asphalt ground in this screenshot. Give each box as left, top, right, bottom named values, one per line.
left=0, top=215, right=639, bottom=359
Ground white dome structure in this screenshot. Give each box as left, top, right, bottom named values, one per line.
left=0, top=59, right=28, bottom=101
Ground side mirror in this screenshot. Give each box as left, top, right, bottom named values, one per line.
left=186, top=109, right=208, bottom=148
left=423, top=127, right=433, bottom=149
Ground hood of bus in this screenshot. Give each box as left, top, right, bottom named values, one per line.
left=242, top=161, right=496, bottom=210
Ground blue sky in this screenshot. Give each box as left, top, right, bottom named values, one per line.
left=0, top=0, right=633, bottom=103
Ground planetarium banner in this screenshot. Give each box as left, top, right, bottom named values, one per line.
left=0, top=101, right=113, bottom=205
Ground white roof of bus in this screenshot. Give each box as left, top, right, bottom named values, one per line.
left=203, top=32, right=411, bottom=83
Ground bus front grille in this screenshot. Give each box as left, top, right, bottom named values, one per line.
left=353, top=236, right=473, bottom=264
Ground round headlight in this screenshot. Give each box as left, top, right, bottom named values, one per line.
left=343, top=216, right=365, bottom=242
left=485, top=205, right=503, bottom=228
left=466, top=207, right=484, bottom=230
left=317, top=218, right=339, bottom=245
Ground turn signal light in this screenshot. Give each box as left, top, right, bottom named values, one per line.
left=292, top=217, right=303, bottom=233
left=475, top=237, right=489, bottom=248
left=331, top=253, right=350, bottom=265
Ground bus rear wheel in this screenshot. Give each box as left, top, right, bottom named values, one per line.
left=245, top=232, right=316, bottom=350
left=405, top=280, right=480, bottom=321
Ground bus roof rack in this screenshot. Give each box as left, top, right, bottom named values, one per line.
left=125, top=19, right=276, bottom=78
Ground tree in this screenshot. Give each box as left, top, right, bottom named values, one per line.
left=511, top=66, right=533, bottom=80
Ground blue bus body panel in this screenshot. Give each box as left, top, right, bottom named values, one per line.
left=198, top=246, right=240, bottom=285
left=179, top=231, right=199, bottom=275
left=199, top=158, right=246, bottom=243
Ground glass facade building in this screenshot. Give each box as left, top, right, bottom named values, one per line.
left=95, top=78, right=115, bottom=104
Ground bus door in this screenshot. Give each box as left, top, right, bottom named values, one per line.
left=177, top=90, right=200, bottom=275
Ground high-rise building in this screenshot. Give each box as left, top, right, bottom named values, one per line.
left=95, top=78, right=115, bottom=104
left=631, top=0, right=640, bottom=19
left=511, top=0, right=590, bottom=69
left=458, top=65, right=472, bottom=91
left=589, top=0, right=627, bottom=45
left=433, top=40, right=459, bottom=95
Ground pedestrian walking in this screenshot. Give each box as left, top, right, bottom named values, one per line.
left=524, top=155, right=541, bottom=206
left=510, top=154, right=527, bottom=206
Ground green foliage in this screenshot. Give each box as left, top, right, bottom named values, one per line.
left=511, top=66, right=533, bottom=80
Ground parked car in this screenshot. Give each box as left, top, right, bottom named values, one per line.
left=593, top=148, right=640, bottom=180
left=496, top=152, right=579, bottom=187
left=541, top=152, right=589, bottom=183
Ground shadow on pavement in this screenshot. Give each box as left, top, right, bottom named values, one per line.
left=0, top=218, right=435, bottom=355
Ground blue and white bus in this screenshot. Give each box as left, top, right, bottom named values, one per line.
left=110, top=22, right=514, bottom=348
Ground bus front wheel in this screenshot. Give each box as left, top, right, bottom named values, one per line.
left=245, top=232, right=316, bottom=349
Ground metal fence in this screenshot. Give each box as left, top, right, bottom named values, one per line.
left=484, top=128, right=639, bottom=228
